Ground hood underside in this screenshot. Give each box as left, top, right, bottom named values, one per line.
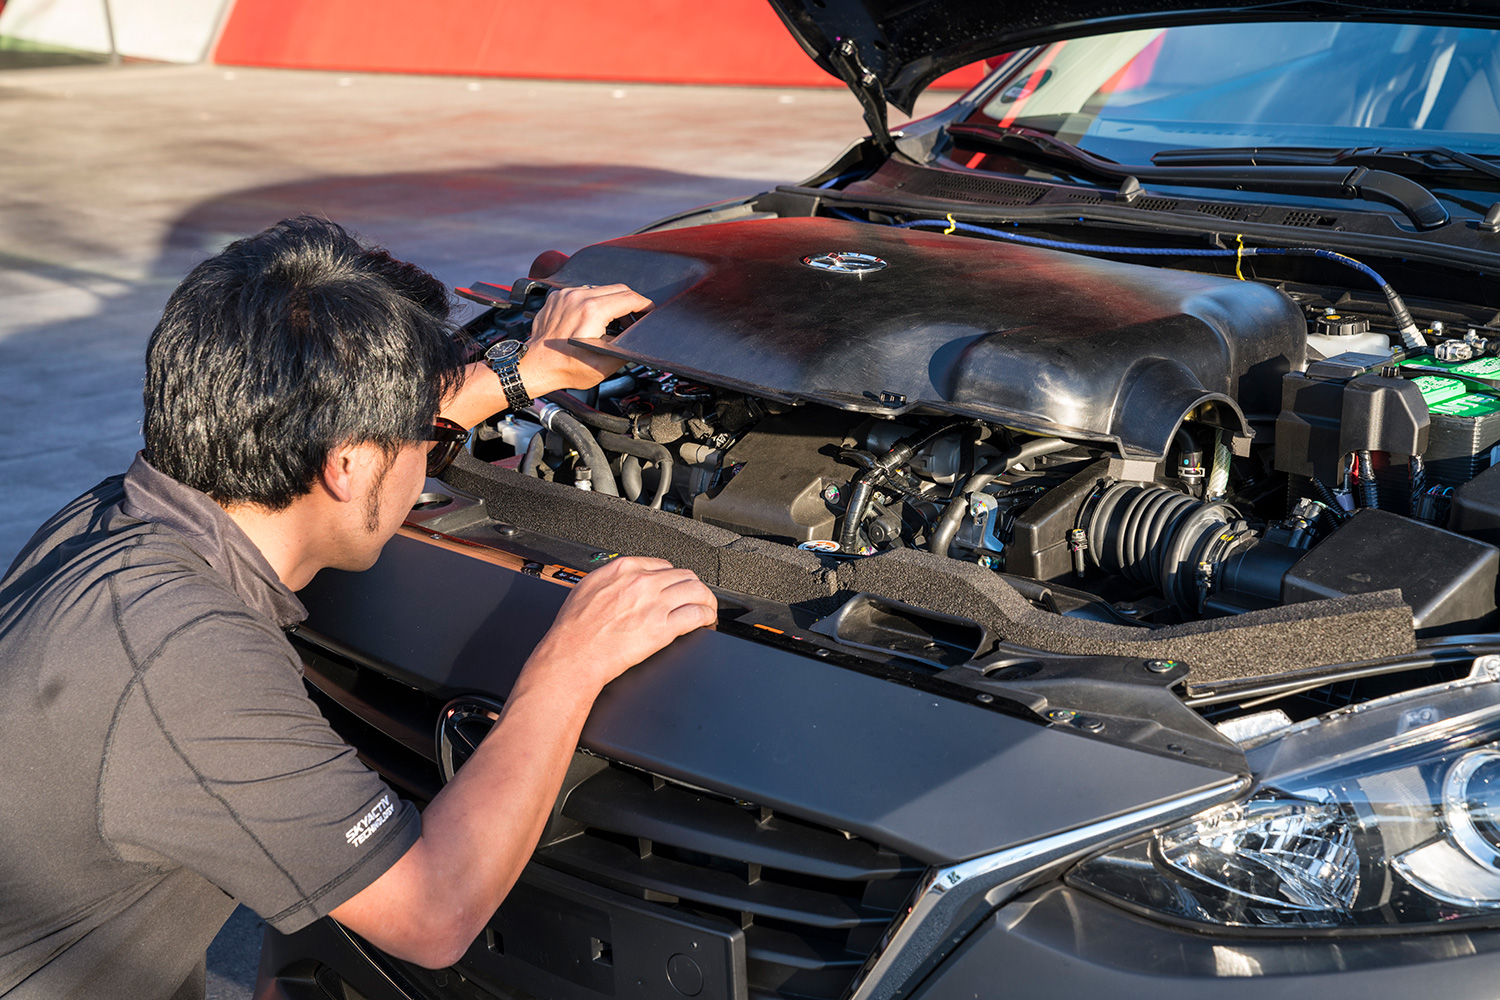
left=768, top=0, right=1500, bottom=116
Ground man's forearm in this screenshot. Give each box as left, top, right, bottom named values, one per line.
left=328, top=556, right=714, bottom=969
left=439, top=283, right=651, bottom=431
left=415, top=654, right=594, bottom=935
left=329, top=646, right=595, bottom=967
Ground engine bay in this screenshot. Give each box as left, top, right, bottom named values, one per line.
left=457, top=217, right=1500, bottom=640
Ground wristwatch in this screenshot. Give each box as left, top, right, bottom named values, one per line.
left=484, top=339, right=532, bottom=411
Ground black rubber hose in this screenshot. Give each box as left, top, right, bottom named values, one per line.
left=538, top=407, right=620, bottom=496
left=1173, top=426, right=1203, bottom=470
left=597, top=373, right=639, bottom=399
left=1310, top=477, right=1348, bottom=521
left=1410, top=455, right=1427, bottom=517
left=597, top=430, right=673, bottom=509
left=839, top=421, right=970, bottom=553
left=543, top=391, right=632, bottom=434
left=929, top=437, right=1070, bottom=557
left=522, top=428, right=547, bottom=478
left=837, top=480, right=878, bottom=553
left=1358, top=450, right=1380, bottom=509
left=619, top=455, right=643, bottom=502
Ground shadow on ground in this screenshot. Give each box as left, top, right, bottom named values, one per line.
left=3, top=160, right=769, bottom=564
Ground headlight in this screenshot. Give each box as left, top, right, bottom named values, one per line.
left=1070, top=662, right=1500, bottom=930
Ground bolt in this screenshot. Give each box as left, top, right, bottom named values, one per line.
left=1079, top=718, right=1106, bottom=733
left=822, top=484, right=842, bottom=503
left=977, top=555, right=999, bottom=569
left=1166, top=743, right=1186, bottom=754
left=1476, top=654, right=1500, bottom=680
left=976, top=693, right=994, bottom=704
left=1145, top=659, right=1178, bottom=674
left=1045, top=709, right=1077, bottom=723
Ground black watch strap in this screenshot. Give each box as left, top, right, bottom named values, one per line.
left=485, top=340, right=532, bottom=411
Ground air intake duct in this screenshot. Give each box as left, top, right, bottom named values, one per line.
left=1081, top=483, right=1300, bottom=614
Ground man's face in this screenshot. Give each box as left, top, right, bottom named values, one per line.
left=344, top=442, right=428, bottom=571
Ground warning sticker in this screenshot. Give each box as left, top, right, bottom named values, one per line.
left=1431, top=392, right=1500, bottom=417
left=1410, top=375, right=1468, bottom=404
left=1452, top=356, right=1500, bottom=377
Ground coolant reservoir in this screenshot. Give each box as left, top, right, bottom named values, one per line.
left=1307, top=312, right=1394, bottom=360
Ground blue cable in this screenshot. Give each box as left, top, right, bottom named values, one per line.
left=818, top=171, right=864, bottom=190
left=886, top=217, right=1421, bottom=344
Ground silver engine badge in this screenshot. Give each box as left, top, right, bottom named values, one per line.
left=801, top=251, right=887, bottom=274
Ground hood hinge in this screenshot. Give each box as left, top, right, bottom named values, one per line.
left=829, top=39, right=895, bottom=154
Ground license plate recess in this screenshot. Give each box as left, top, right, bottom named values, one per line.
left=458, top=863, right=747, bottom=1000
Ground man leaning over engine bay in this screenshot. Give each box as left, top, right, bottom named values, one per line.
left=0, top=216, right=717, bottom=998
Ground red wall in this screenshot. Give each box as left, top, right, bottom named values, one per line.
left=214, top=0, right=985, bottom=91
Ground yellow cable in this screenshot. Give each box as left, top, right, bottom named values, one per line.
left=944, top=213, right=957, bottom=235
left=1235, top=234, right=1245, bottom=280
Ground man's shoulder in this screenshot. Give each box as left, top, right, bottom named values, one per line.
left=1, top=479, right=283, bottom=664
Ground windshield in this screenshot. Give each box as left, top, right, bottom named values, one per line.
left=974, top=22, right=1500, bottom=162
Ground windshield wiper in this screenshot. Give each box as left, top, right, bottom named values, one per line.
left=1153, top=145, right=1500, bottom=186
left=946, top=123, right=1450, bottom=231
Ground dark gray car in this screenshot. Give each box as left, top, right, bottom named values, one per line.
left=257, top=2, right=1500, bottom=997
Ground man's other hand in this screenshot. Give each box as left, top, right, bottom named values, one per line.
left=519, top=283, right=652, bottom=394
left=530, top=556, right=716, bottom=693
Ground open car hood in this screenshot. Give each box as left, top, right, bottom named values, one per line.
left=768, top=0, right=1500, bottom=121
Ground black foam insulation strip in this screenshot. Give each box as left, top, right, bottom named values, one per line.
left=837, top=548, right=1415, bottom=690
left=718, top=536, right=834, bottom=604
left=442, top=455, right=831, bottom=602
left=442, top=457, right=1416, bottom=689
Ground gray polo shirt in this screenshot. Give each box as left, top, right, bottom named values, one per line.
left=0, top=454, right=421, bottom=999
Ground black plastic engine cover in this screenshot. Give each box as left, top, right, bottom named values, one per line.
left=546, top=217, right=1306, bottom=458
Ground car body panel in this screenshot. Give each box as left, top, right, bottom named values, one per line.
left=296, top=528, right=1242, bottom=865
left=261, top=3, right=1500, bottom=998
left=915, top=886, right=1500, bottom=998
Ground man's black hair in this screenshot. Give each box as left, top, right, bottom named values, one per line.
left=144, top=216, right=468, bottom=510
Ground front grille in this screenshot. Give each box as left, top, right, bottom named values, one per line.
left=539, top=765, right=924, bottom=1000
left=314, top=660, right=928, bottom=1000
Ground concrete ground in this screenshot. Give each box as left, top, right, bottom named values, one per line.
left=0, top=61, right=949, bottom=997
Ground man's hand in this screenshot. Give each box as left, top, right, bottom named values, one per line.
left=527, top=556, right=716, bottom=695
left=330, top=556, right=713, bottom=969
left=440, top=283, right=651, bottom=430
left=518, top=283, right=652, bottom=395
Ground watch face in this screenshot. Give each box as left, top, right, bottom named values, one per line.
left=485, top=339, right=524, bottom=362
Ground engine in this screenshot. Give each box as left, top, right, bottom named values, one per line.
left=461, top=217, right=1500, bottom=636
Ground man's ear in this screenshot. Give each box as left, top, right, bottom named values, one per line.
left=320, top=442, right=371, bottom=504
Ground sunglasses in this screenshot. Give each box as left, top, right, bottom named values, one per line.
left=423, top=417, right=470, bottom=476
